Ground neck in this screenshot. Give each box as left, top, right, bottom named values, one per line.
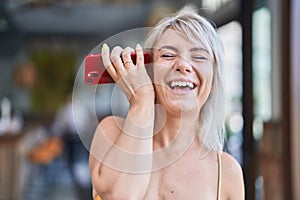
left=153, top=107, right=200, bottom=149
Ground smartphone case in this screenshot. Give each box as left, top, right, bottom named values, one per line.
left=84, top=52, right=150, bottom=85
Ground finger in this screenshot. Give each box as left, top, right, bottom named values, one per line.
left=135, top=44, right=144, bottom=67
left=111, top=46, right=126, bottom=75
left=101, top=43, right=117, bottom=78
left=122, top=47, right=135, bottom=69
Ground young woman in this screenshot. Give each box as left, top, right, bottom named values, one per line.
left=89, top=7, right=244, bottom=200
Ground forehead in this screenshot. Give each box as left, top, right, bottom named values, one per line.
left=154, top=28, right=207, bottom=51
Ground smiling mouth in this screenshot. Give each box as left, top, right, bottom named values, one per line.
left=168, top=80, right=197, bottom=91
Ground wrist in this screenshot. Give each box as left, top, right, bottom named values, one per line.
left=129, top=86, right=155, bottom=105
left=128, top=93, right=155, bottom=126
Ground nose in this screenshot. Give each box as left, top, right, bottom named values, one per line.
left=174, top=56, right=192, bottom=74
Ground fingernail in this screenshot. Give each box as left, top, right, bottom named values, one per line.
left=102, top=43, right=108, bottom=51
left=136, top=44, right=142, bottom=49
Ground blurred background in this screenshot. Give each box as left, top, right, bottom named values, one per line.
left=0, top=0, right=299, bottom=199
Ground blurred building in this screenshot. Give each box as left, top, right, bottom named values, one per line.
left=0, top=0, right=299, bottom=200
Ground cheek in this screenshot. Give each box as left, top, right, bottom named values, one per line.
left=153, top=67, right=162, bottom=85
left=153, top=83, right=168, bottom=105
left=152, top=63, right=169, bottom=84
left=152, top=52, right=176, bottom=81
left=196, top=64, right=214, bottom=87
left=152, top=66, right=166, bottom=101
left=206, top=68, right=214, bottom=87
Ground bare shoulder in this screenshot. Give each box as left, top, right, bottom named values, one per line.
left=94, top=115, right=124, bottom=145
left=220, top=152, right=245, bottom=200
left=99, top=115, right=125, bottom=132
left=220, top=152, right=243, bottom=178
left=89, top=116, right=124, bottom=166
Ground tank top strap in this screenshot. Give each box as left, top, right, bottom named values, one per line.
left=217, top=151, right=222, bottom=200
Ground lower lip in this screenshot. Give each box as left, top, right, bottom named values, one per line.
left=169, top=87, right=195, bottom=95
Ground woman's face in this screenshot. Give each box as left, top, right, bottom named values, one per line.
left=152, top=28, right=214, bottom=116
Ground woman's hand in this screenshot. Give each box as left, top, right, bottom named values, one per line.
left=101, top=43, right=154, bottom=103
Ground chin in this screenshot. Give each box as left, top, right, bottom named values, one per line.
left=163, top=99, right=201, bottom=116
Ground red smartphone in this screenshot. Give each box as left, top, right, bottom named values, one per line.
left=84, top=52, right=151, bottom=85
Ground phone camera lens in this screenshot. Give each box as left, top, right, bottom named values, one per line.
left=88, top=79, right=92, bottom=83
left=93, top=73, right=99, bottom=78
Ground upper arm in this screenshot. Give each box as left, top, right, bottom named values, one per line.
left=89, top=114, right=153, bottom=199
left=89, top=116, right=124, bottom=195
left=221, top=152, right=245, bottom=200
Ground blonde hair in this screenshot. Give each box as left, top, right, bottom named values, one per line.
left=144, top=6, right=226, bottom=151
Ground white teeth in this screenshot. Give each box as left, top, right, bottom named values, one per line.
left=187, top=82, right=193, bottom=88
left=170, top=81, right=194, bottom=89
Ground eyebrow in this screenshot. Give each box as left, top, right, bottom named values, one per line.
left=158, top=45, right=178, bottom=52
left=158, top=45, right=209, bottom=54
left=190, top=47, right=209, bottom=53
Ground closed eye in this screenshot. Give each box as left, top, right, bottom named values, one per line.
left=161, top=54, right=175, bottom=59
left=192, top=56, right=208, bottom=61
